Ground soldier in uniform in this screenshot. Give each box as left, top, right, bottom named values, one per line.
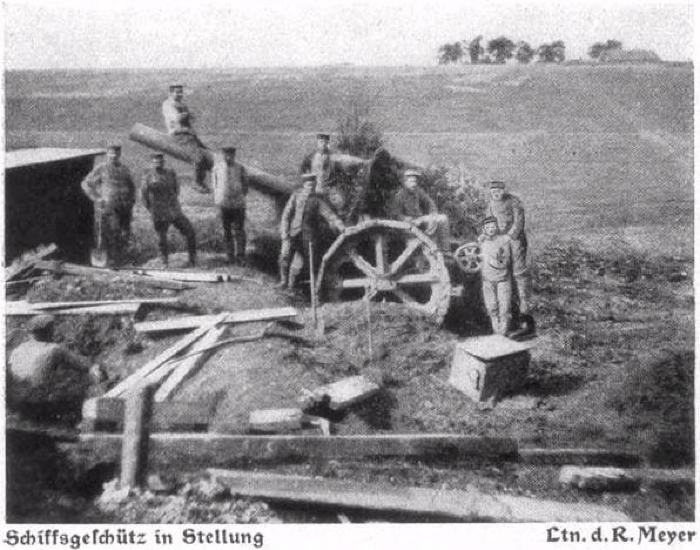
left=485, top=180, right=534, bottom=336
left=300, top=133, right=334, bottom=195
left=388, top=169, right=451, bottom=253
left=161, top=84, right=212, bottom=193
left=81, top=144, right=136, bottom=266
left=212, top=147, right=249, bottom=263
left=478, top=216, right=514, bottom=335
left=8, top=315, right=95, bottom=421
left=141, top=153, right=197, bottom=267
left=276, top=173, right=344, bottom=290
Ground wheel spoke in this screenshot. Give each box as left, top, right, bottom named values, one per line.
left=388, top=238, right=422, bottom=275
left=348, top=249, right=377, bottom=278
left=338, top=278, right=374, bottom=289
left=397, top=273, right=441, bottom=285
left=392, top=287, right=421, bottom=307
left=374, top=234, right=387, bottom=274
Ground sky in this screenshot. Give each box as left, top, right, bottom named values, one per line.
left=2, top=0, right=694, bottom=69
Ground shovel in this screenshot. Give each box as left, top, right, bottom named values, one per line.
left=90, top=205, right=109, bottom=268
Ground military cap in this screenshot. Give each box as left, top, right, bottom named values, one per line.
left=301, top=173, right=318, bottom=182
left=489, top=180, right=506, bottom=189
left=151, top=153, right=164, bottom=160
left=169, top=84, right=184, bottom=91
left=221, top=147, right=237, bottom=154
left=316, top=133, right=331, bottom=141
left=481, top=216, right=498, bottom=226
left=403, top=169, right=422, bottom=179
left=28, top=314, right=55, bottom=335
left=106, top=144, right=121, bottom=153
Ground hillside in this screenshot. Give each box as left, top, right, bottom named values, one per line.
left=5, top=63, right=694, bottom=254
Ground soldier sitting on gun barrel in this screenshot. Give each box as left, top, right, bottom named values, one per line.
left=161, top=84, right=212, bottom=194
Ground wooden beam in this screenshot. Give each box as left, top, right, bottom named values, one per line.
left=81, top=397, right=212, bottom=433
left=5, top=302, right=141, bottom=316
left=120, top=385, right=154, bottom=489
left=104, top=314, right=227, bottom=397
left=519, top=447, right=641, bottom=467
left=301, top=376, right=380, bottom=411
left=77, top=433, right=518, bottom=467
left=133, top=307, right=299, bottom=334
left=34, top=260, right=191, bottom=291
left=154, top=325, right=227, bottom=402
left=5, top=243, right=58, bottom=281
left=126, top=269, right=236, bottom=283
left=248, top=409, right=305, bottom=433
left=207, top=469, right=631, bottom=522
left=23, top=298, right=179, bottom=310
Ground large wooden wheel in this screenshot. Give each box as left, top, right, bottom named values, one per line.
left=317, top=219, right=452, bottom=322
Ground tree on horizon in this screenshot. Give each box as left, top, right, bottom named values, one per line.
left=515, top=41, right=535, bottom=64
left=537, top=40, right=566, bottom=63
left=438, top=42, right=465, bottom=64
left=487, top=36, right=516, bottom=63
left=588, top=39, right=623, bottom=59
left=468, top=35, right=484, bottom=64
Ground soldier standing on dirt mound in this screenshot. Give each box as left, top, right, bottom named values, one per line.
left=277, top=173, right=344, bottom=290
left=81, top=144, right=136, bottom=266
left=8, top=315, right=99, bottom=422
left=161, top=84, right=212, bottom=194
left=212, top=147, right=249, bottom=264
left=485, top=180, right=535, bottom=337
left=141, top=153, right=197, bottom=267
left=388, top=169, right=451, bottom=253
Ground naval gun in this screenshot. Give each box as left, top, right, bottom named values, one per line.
left=129, top=124, right=479, bottom=323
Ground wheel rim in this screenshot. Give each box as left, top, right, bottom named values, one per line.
left=317, top=220, right=452, bottom=322
left=454, top=242, right=482, bottom=274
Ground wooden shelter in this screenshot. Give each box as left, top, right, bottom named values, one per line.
left=4, top=148, right=104, bottom=263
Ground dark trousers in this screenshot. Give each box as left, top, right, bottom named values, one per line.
left=173, top=133, right=213, bottom=190
left=153, top=214, right=196, bottom=263
left=98, top=204, right=133, bottom=265
left=220, top=206, right=246, bottom=259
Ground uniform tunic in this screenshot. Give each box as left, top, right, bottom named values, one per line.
left=141, top=168, right=183, bottom=222
left=486, top=193, right=528, bottom=276
left=162, top=97, right=194, bottom=135
left=212, top=159, right=249, bottom=209
left=81, top=162, right=135, bottom=208
left=388, top=187, right=438, bottom=219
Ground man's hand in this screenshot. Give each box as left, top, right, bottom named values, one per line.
left=425, top=219, right=438, bottom=234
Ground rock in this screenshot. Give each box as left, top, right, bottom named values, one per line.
left=195, top=478, right=230, bottom=501
left=147, top=473, right=176, bottom=494
left=97, top=478, right=131, bottom=512
left=559, top=466, right=641, bottom=492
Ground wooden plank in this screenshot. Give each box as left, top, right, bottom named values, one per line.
left=154, top=325, right=228, bottom=402
left=34, top=260, right=191, bottom=291
left=127, top=269, right=233, bottom=283
left=133, top=307, right=299, bottom=334
left=81, top=397, right=212, bottom=433
left=26, top=298, right=179, bottom=310
left=104, top=314, right=227, bottom=398
left=301, top=376, right=380, bottom=411
left=5, top=243, right=58, bottom=281
left=208, top=469, right=630, bottom=522
left=248, top=409, right=305, bottom=433
left=5, top=302, right=141, bottom=316
left=77, top=433, right=518, bottom=467
left=120, top=385, right=154, bottom=489
left=519, top=447, right=641, bottom=467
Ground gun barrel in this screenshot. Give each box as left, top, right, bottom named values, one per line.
left=128, top=123, right=295, bottom=196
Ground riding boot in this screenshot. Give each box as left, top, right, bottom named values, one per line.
left=275, top=259, right=289, bottom=289
left=287, top=265, right=302, bottom=290
left=235, top=230, right=247, bottom=262
left=514, top=275, right=531, bottom=316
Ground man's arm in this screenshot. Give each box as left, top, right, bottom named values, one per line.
left=280, top=194, right=296, bottom=239
left=419, top=188, right=438, bottom=215
left=123, top=167, right=136, bottom=206
left=240, top=166, right=249, bottom=196
left=141, top=173, right=152, bottom=211
left=80, top=165, right=102, bottom=202
left=318, top=199, right=345, bottom=233
left=507, top=197, right=525, bottom=240
left=388, top=191, right=407, bottom=221
left=299, top=154, right=312, bottom=175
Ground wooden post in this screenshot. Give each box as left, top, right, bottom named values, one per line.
left=120, top=384, right=155, bottom=489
